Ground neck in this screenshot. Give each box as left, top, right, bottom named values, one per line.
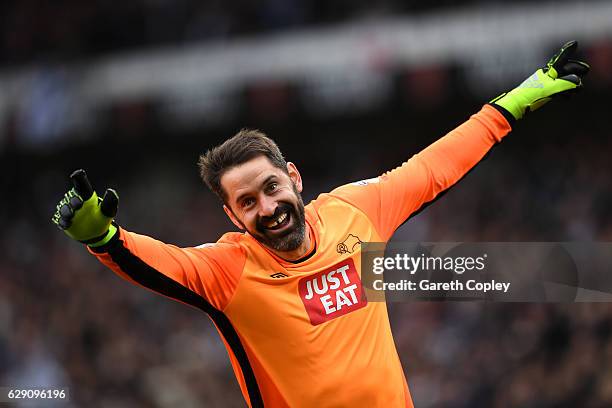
left=271, top=223, right=313, bottom=262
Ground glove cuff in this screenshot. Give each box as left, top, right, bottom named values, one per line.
left=487, top=103, right=516, bottom=126
left=85, top=224, right=118, bottom=247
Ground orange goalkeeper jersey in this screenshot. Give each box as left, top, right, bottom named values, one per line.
left=89, top=105, right=511, bottom=407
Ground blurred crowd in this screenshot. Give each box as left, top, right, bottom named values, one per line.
left=2, top=1, right=612, bottom=407
left=1, top=0, right=505, bottom=66
left=1, top=89, right=612, bottom=406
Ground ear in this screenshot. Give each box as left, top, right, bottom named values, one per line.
left=286, top=162, right=303, bottom=193
left=224, top=204, right=245, bottom=230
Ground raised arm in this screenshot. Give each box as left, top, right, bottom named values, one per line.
left=52, top=170, right=243, bottom=311
left=330, top=105, right=510, bottom=240
left=330, top=41, right=589, bottom=241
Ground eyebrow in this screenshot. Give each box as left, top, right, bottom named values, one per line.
left=234, top=174, right=278, bottom=205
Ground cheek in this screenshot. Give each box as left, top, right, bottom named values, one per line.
left=278, top=189, right=298, bottom=203
left=241, top=212, right=258, bottom=229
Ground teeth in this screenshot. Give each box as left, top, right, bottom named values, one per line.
left=267, top=212, right=288, bottom=228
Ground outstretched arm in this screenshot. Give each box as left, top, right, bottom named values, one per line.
left=52, top=170, right=243, bottom=311
left=330, top=41, right=589, bottom=241
left=331, top=104, right=510, bottom=240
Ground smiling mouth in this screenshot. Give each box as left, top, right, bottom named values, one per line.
left=263, top=210, right=291, bottom=231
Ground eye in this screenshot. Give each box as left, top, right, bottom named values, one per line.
left=241, top=197, right=255, bottom=208
left=266, top=182, right=278, bottom=194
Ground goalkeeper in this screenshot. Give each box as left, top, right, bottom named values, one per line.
left=52, top=42, right=589, bottom=407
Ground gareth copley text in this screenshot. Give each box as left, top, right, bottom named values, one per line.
left=373, top=279, right=511, bottom=293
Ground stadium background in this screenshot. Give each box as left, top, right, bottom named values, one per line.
left=1, top=1, right=612, bottom=406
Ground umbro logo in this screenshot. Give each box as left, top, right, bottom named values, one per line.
left=270, top=272, right=288, bottom=278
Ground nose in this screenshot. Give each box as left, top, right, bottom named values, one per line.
left=258, top=195, right=278, bottom=218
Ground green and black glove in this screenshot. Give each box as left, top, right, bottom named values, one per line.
left=491, top=40, right=590, bottom=121
left=51, top=169, right=119, bottom=247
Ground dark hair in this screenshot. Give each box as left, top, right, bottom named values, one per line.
left=198, top=128, right=288, bottom=202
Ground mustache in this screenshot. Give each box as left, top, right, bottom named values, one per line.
left=256, top=202, right=294, bottom=229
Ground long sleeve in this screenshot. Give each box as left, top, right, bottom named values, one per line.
left=329, top=104, right=512, bottom=241
left=88, top=227, right=246, bottom=312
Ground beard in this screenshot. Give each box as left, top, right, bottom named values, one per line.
left=250, top=184, right=306, bottom=252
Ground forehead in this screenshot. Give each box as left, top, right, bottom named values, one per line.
left=221, top=156, right=286, bottom=200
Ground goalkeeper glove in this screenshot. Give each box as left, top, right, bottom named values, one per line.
left=490, top=40, right=590, bottom=121
left=51, top=169, right=119, bottom=247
